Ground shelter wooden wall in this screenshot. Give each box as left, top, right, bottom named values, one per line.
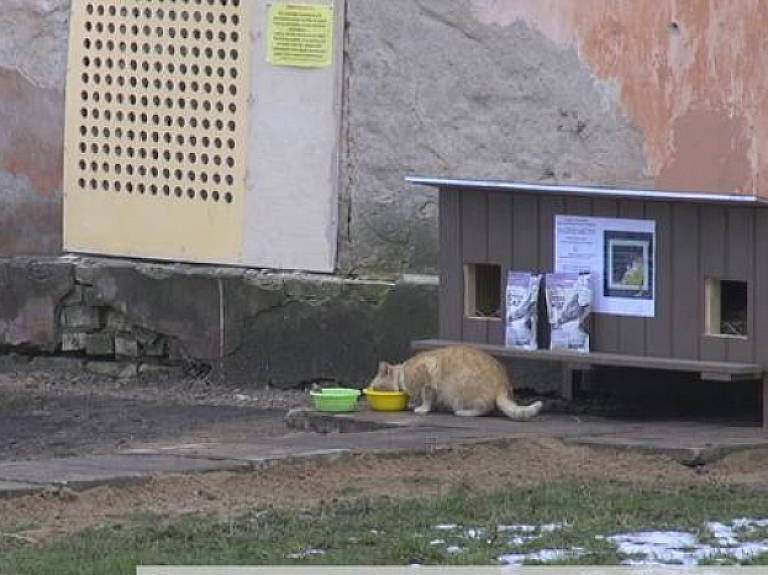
left=438, top=187, right=768, bottom=366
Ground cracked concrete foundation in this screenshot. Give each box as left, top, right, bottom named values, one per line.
left=0, top=257, right=442, bottom=388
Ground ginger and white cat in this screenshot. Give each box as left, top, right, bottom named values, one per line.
left=369, top=346, right=543, bottom=420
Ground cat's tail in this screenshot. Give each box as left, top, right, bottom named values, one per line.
left=496, top=393, right=543, bottom=421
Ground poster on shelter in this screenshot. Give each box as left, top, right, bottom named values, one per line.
left=554, top=215, right=655, bottom=317
left=267, top=4, right=334, bottom=68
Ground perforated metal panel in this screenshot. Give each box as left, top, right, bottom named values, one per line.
left=63, top=0, right=252, bottom=263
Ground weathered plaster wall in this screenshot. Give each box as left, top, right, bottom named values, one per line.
left=0, top=0, right=69, bottom=255
left=340, top=0, right=648, bottom=274
left=4, top=0, right=766, bottom=275
left=473, top=0, right=768, bottom=196
left=341, top=0, right=768, bottom=274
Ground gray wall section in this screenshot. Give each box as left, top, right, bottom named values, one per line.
left=339, top=0, right=648, bottom=274
left=0, top=1, right=69, bottom=256
left=222, top=277, right=439, bottom=387
left=0, top=258, right=73, bottom=350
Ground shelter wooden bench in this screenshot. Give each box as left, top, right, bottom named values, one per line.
left=412, top=339, right=767, bottom=428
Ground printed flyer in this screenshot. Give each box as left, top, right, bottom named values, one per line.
left=554, top=215, right=655, bottom=317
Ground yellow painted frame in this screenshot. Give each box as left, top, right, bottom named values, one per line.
left=63, top=0, right=253, bottom=264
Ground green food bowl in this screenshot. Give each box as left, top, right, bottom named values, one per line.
left=309, top=388, right=361, bottom=412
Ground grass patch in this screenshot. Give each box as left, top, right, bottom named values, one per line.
left=4, top=479, right=768, bottom=574
left=401, top=474, right=441, bottom=486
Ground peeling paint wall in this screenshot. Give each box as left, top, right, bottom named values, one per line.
left=3, top=0, right=768, bottom=273
left=473, top=0, right=767, bottom=195
left=340, top=0, right=648, bottom=273
left=341, top=0, right=768, bottom=273
left=0, top=0, right=69, bottom=255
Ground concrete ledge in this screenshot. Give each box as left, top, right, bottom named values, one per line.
left=0, top=455, right=252, bottom=491
left=285, top=407, right=427, bottom=433
left=120, top=445, right=355, bottom=470
left=0, top=480, right=40, bottom=499
left=564, top=433, right=768, bottom=466
left=283, top=409, right=768, bottom=467
left=3, top=412, right=768, bottom=499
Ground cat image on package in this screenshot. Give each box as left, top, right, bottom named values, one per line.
left=505, top=272, right=541, bottom=350
left=545, top=272, right=592, bottom=352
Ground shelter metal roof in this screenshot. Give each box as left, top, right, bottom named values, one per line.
left=405, top=176, right=768, bottom=205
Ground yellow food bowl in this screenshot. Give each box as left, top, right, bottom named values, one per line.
left=363, top=388, right=410, bottom=411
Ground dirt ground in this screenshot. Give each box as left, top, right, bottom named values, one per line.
left=0, top=356, right=311, bottom=459
left=2, top=355, right=768, bottom=543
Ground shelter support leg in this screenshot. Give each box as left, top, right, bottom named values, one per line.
left=763, top=373, right=768, bottom=430
left=562, top=365, right=580, bottom=402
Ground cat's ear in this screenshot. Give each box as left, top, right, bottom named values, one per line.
left=378, top=361, right=392, bottom=376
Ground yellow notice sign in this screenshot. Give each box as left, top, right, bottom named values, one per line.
left=267, top=4, right=334, bottom=68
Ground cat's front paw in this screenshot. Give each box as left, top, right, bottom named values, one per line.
left=414, top=405, right=431, bottom=414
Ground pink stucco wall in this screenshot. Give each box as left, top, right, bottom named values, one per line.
left=0, top=1, right=68, bottom=256
left=0, top=67, right=64, bottom=255
left=474, top=0, right=768, bottom=196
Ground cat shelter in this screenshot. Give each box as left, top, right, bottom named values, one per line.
left=406, top=176, right=768, bottom=427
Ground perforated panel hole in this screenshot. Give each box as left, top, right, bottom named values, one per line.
left=68, top=0, right=249, bottom=206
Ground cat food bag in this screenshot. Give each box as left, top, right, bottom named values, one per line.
left=504, top=271, right=542, bottom=350
left=545, top=272, right=592, bottom=352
